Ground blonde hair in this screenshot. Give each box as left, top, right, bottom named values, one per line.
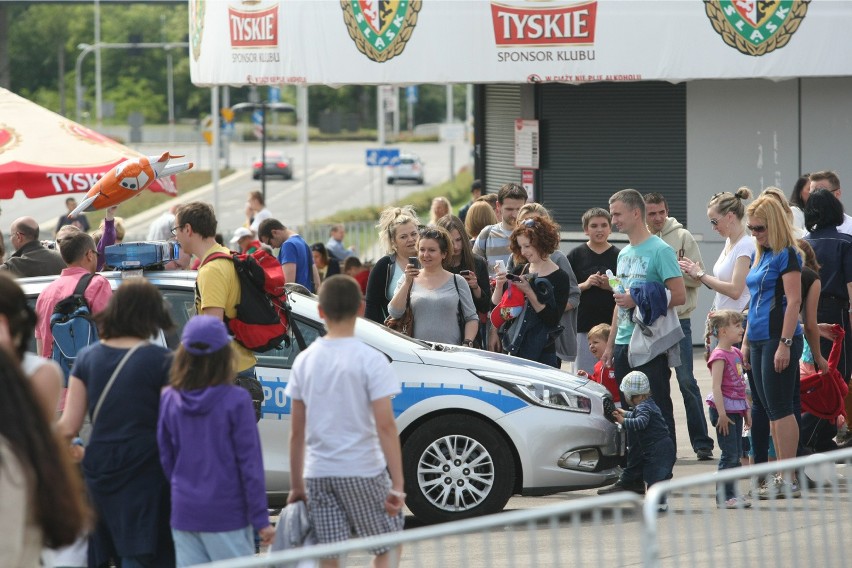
left=760, top=187, right=795, bottom=226
left=429, top=197, right=451, bottom=225
left=704, top=309, right=745, bottom=360
left=465, top=201, right=497, bottom=242
left=708, top=187, right=752, bottom=220
left=587, top=323, right=611, bottom=342
left=377, top=205, right=419, bottom=254
left=517, top=202, right=550, bottom=222
left=746, top=194, right=800, bottom=264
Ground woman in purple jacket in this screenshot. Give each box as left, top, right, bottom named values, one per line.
left=157, top=315, right=274, bottom=566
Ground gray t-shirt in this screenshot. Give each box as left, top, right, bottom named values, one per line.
left=389, top=273, right=478, bottom=344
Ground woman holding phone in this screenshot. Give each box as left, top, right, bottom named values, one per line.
left=437, top=215, right=491, bottom=346
left=387, top=225, right=479, bottom=345
left=365, top=206, right=421, bottom=324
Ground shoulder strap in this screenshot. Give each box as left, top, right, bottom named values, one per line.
left=91, top=342, right=147, bottom=427
left=73, top=272, right=96, bottom=297
left=452, top=273, right=461, bottom=299
left=199, top=251, right=234, bottom=268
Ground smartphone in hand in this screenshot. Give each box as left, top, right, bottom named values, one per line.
left=408, top=256, right=420, bottom=269
left=460, top=270, right=471, bottom=276
left=506, top=274, right=522, bottom=282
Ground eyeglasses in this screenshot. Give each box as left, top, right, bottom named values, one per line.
left=709, top=218, right=720, bottom=226
left=747, top=224, right=767, bottom=233
left=170, top=224, right=183, bottom=236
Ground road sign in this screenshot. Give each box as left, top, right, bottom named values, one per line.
left=406, top=85, right=418, bottom=104
left=365, top=148, right=401, bottom=167
left=251, top=110, right=263, bottom=125
left=268, top=86, right=281, bottom=103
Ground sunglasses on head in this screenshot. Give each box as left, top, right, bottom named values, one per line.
left=747, top=224, right=767, bottom=233
left=419, top=228, right=442, bottom=239
left=520, top=218, right=536, bottom=228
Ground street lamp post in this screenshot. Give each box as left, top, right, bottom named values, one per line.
left=230, top=101, right=296, bottom=203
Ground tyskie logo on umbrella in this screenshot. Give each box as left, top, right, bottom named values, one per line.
left=340, top=0, right=422, bottom=63
left=705, top=0, right=809, bottom=56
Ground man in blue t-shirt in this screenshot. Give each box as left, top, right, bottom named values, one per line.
left=598, top=189, right=685, bottom=496
left=258, top=218, right=320, bottom=293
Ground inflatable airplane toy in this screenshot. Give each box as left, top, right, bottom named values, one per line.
left=69, top=152, right=193, bottom=216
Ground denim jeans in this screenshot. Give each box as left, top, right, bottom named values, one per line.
left=613, top=344, right=677, bottom=483
left=709, top=407, right=743, bottom=500
left=675, top=318, right=714, bottom=453
left=172, top=526, right=254, bottom=567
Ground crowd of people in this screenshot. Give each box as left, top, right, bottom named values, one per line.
left=3, top=169, right=852, bottom=564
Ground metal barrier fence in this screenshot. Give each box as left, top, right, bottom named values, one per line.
left=189, top=492, right=645, bottom=568
left=643, top=446, right=852, bottom=568
left=296, top=220, right=383, bottom=264
left=191, top=447, right=851, bottom=568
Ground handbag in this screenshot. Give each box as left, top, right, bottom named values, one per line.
left=384, top=284, right=414, bottom=337
left=452, top=275, right=475, bottom=347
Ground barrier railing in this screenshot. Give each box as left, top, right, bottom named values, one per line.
left=191, top=446, right=851, bottom=567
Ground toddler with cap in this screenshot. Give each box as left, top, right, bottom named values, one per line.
left=157, top=315, right=274, bottom=566
left=612, top=371, right=677, bottom=510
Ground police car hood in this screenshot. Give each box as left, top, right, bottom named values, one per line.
left=414, top=345, right=590, bottom=390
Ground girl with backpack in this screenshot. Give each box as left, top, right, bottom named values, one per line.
left=157, top=315, right=274, bottom=566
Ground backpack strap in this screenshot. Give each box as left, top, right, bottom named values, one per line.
left=72, top=272, right=96, bottom=299
left=199, top=251, right=234, bottom=267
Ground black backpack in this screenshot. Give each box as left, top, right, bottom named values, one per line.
left=50, top=273, right=99, bottom=384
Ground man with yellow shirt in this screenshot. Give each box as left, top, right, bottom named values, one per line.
left=173, top=202, right=261, bottom=414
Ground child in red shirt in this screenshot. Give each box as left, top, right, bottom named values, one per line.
left=577, top=323, right=620, bottom=404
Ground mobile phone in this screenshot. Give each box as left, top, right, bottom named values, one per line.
left=506, top=274, right=522, bottom=282
left=408, top=256, right=420, bottom=268
left=460, top=270, right=471, bottom=276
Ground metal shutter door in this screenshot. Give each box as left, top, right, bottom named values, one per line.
left=483, top=85, right=522, bottom=194
left=538, top=82, right=687, bottom=230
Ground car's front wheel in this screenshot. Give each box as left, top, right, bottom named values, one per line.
left=403, top=414, right=515, bottom=524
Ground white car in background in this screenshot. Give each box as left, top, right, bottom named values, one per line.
left=386, top=153, right=425, bottom=185
left=21, top=270, right=623, bottom=524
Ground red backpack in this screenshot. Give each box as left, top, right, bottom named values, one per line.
left=200, top=249, right=305, bottom=352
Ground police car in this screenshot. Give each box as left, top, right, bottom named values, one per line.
left=22, top=265, right=624, bottom=524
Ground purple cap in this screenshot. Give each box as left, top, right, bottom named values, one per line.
left=181, top=315, right=231, bottom=355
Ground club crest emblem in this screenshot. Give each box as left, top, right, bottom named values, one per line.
left=705, top=0, right=809, bottom=56
left=340, top=0, right=422, bottom=63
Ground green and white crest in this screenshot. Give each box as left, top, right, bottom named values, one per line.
left=706, top=0, right=809, bottom=56
left=341, top=0, right=422, bottom=63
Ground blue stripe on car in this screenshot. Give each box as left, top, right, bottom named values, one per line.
left=257, top=379, right=527, bottom=419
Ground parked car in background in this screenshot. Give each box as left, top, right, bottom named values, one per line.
left=20, top=268, right=623, bottom=525
left=387, top=153, right=424, bottom=184
left=253, top=150, right=293, bottom=180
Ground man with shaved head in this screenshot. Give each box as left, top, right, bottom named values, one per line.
left=0, top=217, right=65, bottom=277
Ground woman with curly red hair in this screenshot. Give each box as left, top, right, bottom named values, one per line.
left=491, top=216, right=572, bottom=367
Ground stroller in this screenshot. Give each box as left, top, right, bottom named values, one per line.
left=800, top=325, right=849, bottom=452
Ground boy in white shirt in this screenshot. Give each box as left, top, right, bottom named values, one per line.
left=286, top=275, right=405, bottom=567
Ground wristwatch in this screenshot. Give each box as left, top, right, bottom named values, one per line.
left=695, top=269, right=706, bottom=279
left=462, top=339, right=474, bottom=347
left=780, top=337, right=793, bottom=347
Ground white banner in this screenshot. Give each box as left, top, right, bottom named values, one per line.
left=189, top=0, right=851, bottom=87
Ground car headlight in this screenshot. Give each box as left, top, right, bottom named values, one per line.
left=473, top=371, right=591, bottom=413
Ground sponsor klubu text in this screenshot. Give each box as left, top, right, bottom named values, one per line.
left=491, top=0, right=597, bottom=46
left=229, top=5, right=278, bottom=48
left=498, top=49, right=594, bottom=62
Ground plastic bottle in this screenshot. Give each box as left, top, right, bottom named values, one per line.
left=606, top=269, right=625, bottom=293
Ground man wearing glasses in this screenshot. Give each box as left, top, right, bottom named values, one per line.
left=809, top=171, right=852, bottom=236
left=0, top=216, right=65, bottom=277
left=644, top=193, right=715, bottom=462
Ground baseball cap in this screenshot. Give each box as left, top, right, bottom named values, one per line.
left=620, top=371, right=650, bottom=401
left=230, top=227, right=253, bottom=245
left=181, top=315, right=231, bottom=355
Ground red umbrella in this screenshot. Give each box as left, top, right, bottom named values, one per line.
left=0, top=87, right=177, bottom=200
